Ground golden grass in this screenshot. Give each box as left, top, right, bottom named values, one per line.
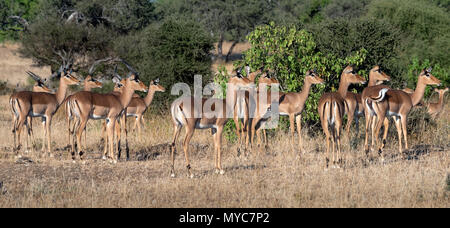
left=0, top=42, right=51, bottom=87
left=0, top=92, right=448, bottom=208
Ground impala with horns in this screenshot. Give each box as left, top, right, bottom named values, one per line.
left=318, top=66, right=366, bottom=168
left=427, top=88, right=448, bottom=119
left=170, top=72, right=254, bottom=178
left=344, top=66, right=391, bottom=135
left=10, top=62, right=80, bottom=157
left=10, top=71, right=53, bottom=152
left=69, top=60, right=147, bottom=163
left=65, top=58, right=113, bottom=150
left=364, top=67, right=440, bottom=157
left=124, top=78, right=165, bottom=141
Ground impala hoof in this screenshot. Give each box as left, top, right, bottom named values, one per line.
left=170, top=173, right=176, bottom=178
left=220, top=170, right=225, bottom=175
left=102, top=156, right=107, bottom=160
left=188, top=173, right=194, bottom=179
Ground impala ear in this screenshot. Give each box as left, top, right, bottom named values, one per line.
left=154, top=78, right=160, bottom=84
left=426, top=67, right=433, bottom=73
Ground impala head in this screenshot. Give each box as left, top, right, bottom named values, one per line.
left=342, top=65, right=366, bottom=85
left=434, top=87, right=449, bottom=95
left=32, top=81, right=52, bottom=93
left=112, top=77, right=126, bottom=92
left=229, top=67, right=254, bottom=89
left=125, top=73, right=148, bottom=93
left=419, top=67, right=441, bottom=86
left=149, top=78, right=166, bottom=92
left=27, top=71, right=52, bottom=93
left=258, top=71, right=279, bottom=86
left=60, top=68, right=81, bottom=86
left=370, top=65, right=391, bottom=84
left=305, top=69, right=324, bottom=85
left=84, top=75, right=103, bottom=89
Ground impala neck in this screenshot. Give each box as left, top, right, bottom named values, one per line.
left=337, top=78, right=351, bottom=98
left=83, top=82, right=94, bottom=91
left=438, top=93, right=445, bottom=108
left=411, top=78, right=427, bottom=106
left=296, top=80, right=313, bottom=109
left=55, top=82, right=69, bottom=105
left=119, top=83, right=136, bottom=108
left=368, top=73, right=379, bottom=87
left=144, top=89, right=156, bottom=107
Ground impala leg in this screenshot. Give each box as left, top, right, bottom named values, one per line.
left=295, top=114, right=303, bottom=153
left=364, top=113, right=372, bottom=155
left=76, top=118, right=88, bottom=161
left=233, top=114, right=242, bottom=148
left=381, top=117, right=389, bottom=150
left=170, top=123, right=182, bottom=177
left=393, top=116, right=402, bottom=153
left=106, top=118, right=117, bottom=163
left=289, top=114, right=295, bottom=150
left=336, top=120, right=342, bottom=166
left=41, top=117, right=46, bottom=153
left=401, top=115, right=409, bottom=151
left=16, top=115, right=27, bottom=155
left=183, top=127, right=195, bottom=178
left=374, top=113, right=386, bottom=161
left=46, top=116, right=53, bottom=157
left=121, top=115, right=130, bottom=161
left=102, top=120, right=107, bottom=159
left=137, top=115, right=143, bottom=142
left=370, top=115, right=377, bottom=151
left=345, top=111, right=354, bottom=136
left=115, top=119, right=122, bottom=160
left=215, top=126, right=225, bottom=174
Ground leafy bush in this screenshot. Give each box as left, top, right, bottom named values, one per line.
left=115, top=19, right=214, bottom=109
left=240, top=22, right=367, bottom=123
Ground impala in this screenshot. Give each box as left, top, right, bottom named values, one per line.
left=318, top=66, right=366, bottom=168
left=10, top=71, right=53, bottom=152
left=276, top=69, right=324, bottom=152
left=344, top=66, right=391, bottom=135
left=10, top=63, right=80, bottom=157
left=229, top=67, right=254, bottom=149
left=170, top=73, right=253, bottom=178
left=124, top=78, right=165, bottom=141
left=427, top=88, right=448, bottom=118
left=70, top=69, right=147, bottom=163
left=65, top=60, right=107, bottom=149
left=364, top=67, right=440, bottom=157
left=246, top=68, right=280, bottom=149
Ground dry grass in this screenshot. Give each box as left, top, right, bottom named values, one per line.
left=0, top=42, right=51, bottom=87
left=0, top=42, right=448, bottom=208
left=0, top=92, right=448, bottom=208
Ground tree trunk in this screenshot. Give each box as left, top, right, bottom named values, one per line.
left=217, top=34, right=224, bottom=59
left=225, top=40, right=238, bottom=62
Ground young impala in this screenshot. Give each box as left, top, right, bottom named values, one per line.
left=318, top=66, right=366, bottom=168
left=427, top=88, right=448, bottom=118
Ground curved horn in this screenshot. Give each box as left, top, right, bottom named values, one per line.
left=26, top=71, right=44, bottom=83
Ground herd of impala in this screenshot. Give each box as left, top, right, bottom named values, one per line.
left=8, top=57, right=447, bottom=178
